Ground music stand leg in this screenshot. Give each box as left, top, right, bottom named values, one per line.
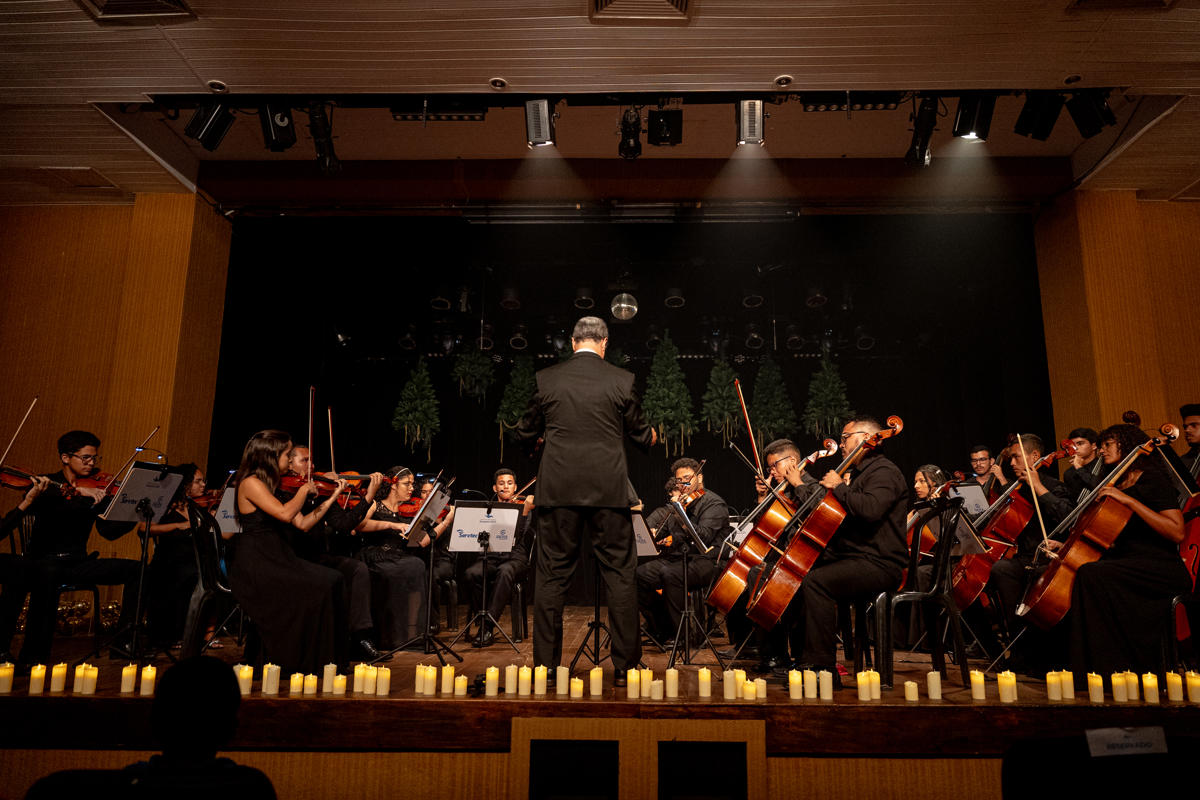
left=372, top=522, right=462, bottom=666
left=666, top=545, right=726, bottom=672
left=447, top=539, right=519, bottom=655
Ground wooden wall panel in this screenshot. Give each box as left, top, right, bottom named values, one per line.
left=767, top=756, right=1001, bottom=800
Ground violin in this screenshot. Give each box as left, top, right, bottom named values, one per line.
left=189, top=489, right=224, bottom=510
left=0, top=464, right=114, bottom=503
left=744, top=417, right=904, bottom=630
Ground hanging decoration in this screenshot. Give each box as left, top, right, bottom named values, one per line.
left=802, top=354, right=855, bottom=441
left=749, top=356, right=797, bottom=453
left=642, top=332, right=695, bottom=456
left=391, top=357, right=441, bottom=460
left=495, top=355, right=537, bottom=460
left=451, top=349, right=495, bottom=403
left=700, top=360, right=741, bottom=443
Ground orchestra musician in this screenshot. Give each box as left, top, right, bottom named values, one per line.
left=417, top=474, right=456, bottom=633
left=145, top=463, right=209, bottom=649
left=230, top=430, right=348, bottom=674
left=1061, top=427, right=1111, bottom=500
left=968, top=444, right=1006, bottom=500
left=464, top=468, right=534, bottom=648
left=1181, top=403, right=1200, bottom=474
left=636, top=458, right=730, bottom=645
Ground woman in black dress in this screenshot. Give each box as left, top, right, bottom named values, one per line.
left=230, top=430, right=349, bottom=674
left=145, top=463, right=205, bottom=647
left=1068, top=423, right=1189, bottom=677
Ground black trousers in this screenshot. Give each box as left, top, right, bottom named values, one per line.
left=466, top=553, right=528, bottom=620
left=318, top=554, right=373, bottom=634
left=21, top=555, right=140, bottom=662
left=0, top=554, right=32, bottom=655
left=534, top=506, right=639, bottom=671
left=636, top=555, right=715, bottom=637
left=783, top=554, right=898, bottom=669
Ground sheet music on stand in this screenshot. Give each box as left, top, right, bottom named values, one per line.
left=632, top=512, right=659, bottom=557
left=449, top=501, right=520, bottom=553
left=668, top=500, right=712, bottom=555
left=949, top=483, right=989, bottom=518
left=99, top=461, right=185, bottom=523
left=214, top=487, right=241, bottom=535
left=406, top=481, right=451, bottom=548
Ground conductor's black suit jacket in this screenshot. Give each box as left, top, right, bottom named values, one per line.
left=517, top=350, right=654, bottom=507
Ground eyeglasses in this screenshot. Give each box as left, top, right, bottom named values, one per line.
left=969, top=457, right=991, bottom=464
left=765, top=455, right=795, bottom=471
left=70, top=453, right=100, bottom=464
left=840, top=431, right=869, bottom=443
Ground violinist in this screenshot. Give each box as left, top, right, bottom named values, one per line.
left=968, top=444, right=1006, bottom=501
left=0, top=430, right=138, bottom=664
left=1062, top=427, right=1111, bottom=500
left=284, top=446, right=385, bottom=661
left=636, top=458, right=730, bottom=645
left=144, top=464, right=209, bottom=649
left=1181, top=403, right=1200, bottom=475
left=417, top=474, right=457, bottom=634
left=464, top=468, right=533, bottom=647
left=643, top=476, right=680, bottom=535
left=1068, top=423, right=1190, bottom=677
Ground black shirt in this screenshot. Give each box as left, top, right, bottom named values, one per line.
left=826, top=453, right=909, bottom=572
left=654, top=489, right=730, bottom=560
left=1, top=471, right=131, bottom=559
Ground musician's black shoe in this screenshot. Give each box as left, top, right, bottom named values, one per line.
left=718, top=646, right=760, bottom=660
left=357, top=639, right=383, bottom=661
left=755, top=656, right=784, bottom=674
left=476, top=628, right=495, bottom=648
left=613, top=671, right=628, bottom=688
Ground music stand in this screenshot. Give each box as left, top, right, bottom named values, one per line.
left=371, top=480, right=461, bottom=665
left=664, top=500, right=727, bottom=672
left=93, top=461, right=185, bottom=663
left=446, top=500, right=522, bottom=654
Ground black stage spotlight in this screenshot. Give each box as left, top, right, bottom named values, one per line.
left=744, top=324, right=765, bottom=350
left=499, top=287, right=521, bottom=311
left=647, top=109, right=682, bottom=146
left=1066, top=91, right=1117, bottom=139
left=429, top=286, right=452, bottom=311
left=952, top=94, right=995, bottom=142
left=904, top=96, right=939, bottom=167
left=1014, top=91, right=1065, bottom=141
left=307, top=101, right=340, bottom=174
left=741, top=285, right=764, bottom=309
left=805, top=287, right=828, bottom=308
left=258, top=103, right=296, bottom=152
left=184, top=103, right=235, bottom=152
left=509, top=324, right=529, bottom=351
left=736, top=100, right=765, bottom=146
left=619, top=108, right=642, bottom=160
left=854, top=326, right=876, bottom=351
left=525, top=99, right=556, bottom=147
left=476, top=323, right=495, bottom=351
left=664, top=287, right=686, bottom=309
left=645, top=325, right=663, bottom=350
left=574, top=287, right=595, bottom=310
left=785, top=324, right=804, bottom=351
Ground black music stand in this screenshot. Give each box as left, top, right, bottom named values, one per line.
left=446, top=500, right=522, bottom=654
left=664, top=500, right=727, bottom=671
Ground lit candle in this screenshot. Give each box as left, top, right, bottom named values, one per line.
left=1188, top=671, right=1200, bottom=703
left=289, top=672, right=304, bottom=695
left=262, top=664, right=280, bottom=695
left=362, top=666, right=377, bottom=695
left=139, top=665, right=156, bottom=696
left=0, top=662, right=13, bottom=694
left=904, top=681, right=919, bottom=702
left=803, top=669, right=817, bottom=699
left=722, top=670, right=737, bottom=700
left=414, top=664, right=425, bottom=695
left=236, top=664, right=253, bottom=696
left=454, top=674, right=468, bottom=696
left=518, top=666, right=532, bottom=696
left=506, top=664, right=519, bottom=695
left=323, top=663, right=337, bottom=693
left=734, top=669, right=747, bottom=698
left=650, top=679, right=664, bottom=700
left=50, top=663, right=67, bottom=693
left=303, top=674, right=318, bottom=695
left=333, top=674, right=347, bottom=695
left=1087, top=673, right=1104, bottom=703
left=28, top=664, right=45, bottom=695
left=72, top=663, right=87, bottom=693
left=742, top=680, right=757, bottom=700
left=665, top=668, right=679, bottom=699
left=818, top=670, right=833, bottom=700
left=754, top=677, right=767, bottom=699
left=570, top=677, right=584, bottom=698
left=376, top=666, right=391, bottom=696
left=557, top=666, right=569, bottom=696
left=84, top=665, right=98, bottom=695
left=590, top=666, right=603, bottom=696
left=423, top=665, right=437, bottom=695
left=1166, top=672, right=1183, bottom=702
left=969, top=670, right=985, bottom=700
left=997, top=671, right=1017, bottom=703
left=1061, top=670, right=1075, bottom=700
left=442, top=665, right=455, bottom=695
left=788, top=669, right=803, bottom=700
left=354, top=663, right=366, bottom=693
left=1111, top=672, right=1127, bottom=703
left=485, top=666, right=499, bottom=697
left=869, top=670, right=880, bottom=700
left=926, top=671, right=942, bottom=700
left=533, top=665, right=547, bottom=696
left=1046, top=671, right=1062, bottom=702
left=1142, top=673, right=1159, bottom=704
left=120, top=663, right=137, bottom=694
left=627, top=668, right=640, bottom=700
left=697, top=667, right=711, bottom=698
left=1123, top=671, right=1139, bottom=702
left=857, top=671, right=872, bottom=701
left=640, top=668, right=652, bottom=698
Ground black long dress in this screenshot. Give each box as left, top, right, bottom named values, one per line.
left=359, top=504, right=428, bottom=648
left=146, top=506, right=198, bottom=646
left=1069, top=470, right=1191, bottom=677
left=228, top=509, right=344, bottom=673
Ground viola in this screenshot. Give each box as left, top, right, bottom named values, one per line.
left=707, top=441, right=836, bottom=615
left=1, top=464, right=48, bottom=492
left=1017, top=425, right=1177, bottom=629
left=948, top=439, right=1075, bottom=611
left=744, top=417, right=903, bottom=630
left=189, top=489, right=224, bottom=510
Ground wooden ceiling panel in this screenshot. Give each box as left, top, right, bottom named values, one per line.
left=1082, top=95, right=1200, bottom=198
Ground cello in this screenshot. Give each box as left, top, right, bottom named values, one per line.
left=744, top=416, right=903, bottom=630
left=707, top=441, right=837, bottom=615
left=1017, top=424, right=1178, bottom=629
left=948, top=439, right=1076, bottom=611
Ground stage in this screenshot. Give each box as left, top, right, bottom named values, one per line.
left=1, top=607, right=1197, bottom=800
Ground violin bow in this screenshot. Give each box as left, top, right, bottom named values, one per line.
left=307, top=386, right=316, bottom=482
left=734, top=378, right=763, bottom=477
left=105, top=425, right=161, bottom=495
left=1016, top=433, right=1052, bottom=558
left=0, top=394, right=38, bottom=470
left=327, top=406, right=337, bottom=476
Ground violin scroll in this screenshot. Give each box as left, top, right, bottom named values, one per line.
left=1158, top=423, right=1179, bottom=443
left=885, top=416, right=903, bottom=435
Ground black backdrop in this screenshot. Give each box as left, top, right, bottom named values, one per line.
left=207, top=213, right=1054, bottom=514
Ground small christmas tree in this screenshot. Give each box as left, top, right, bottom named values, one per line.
left=451, top=349, right=495, bottom=403
left=802, top=355, right=854, bottom=441
left=642, top=332, right=695, bottom=456
left=495, top=355, right=537, bottom=460
left=392, top=358, right=441, bottom=460
left=749, top=356, right=797, bottom=453
left=700, top=360, right=741, bottom=443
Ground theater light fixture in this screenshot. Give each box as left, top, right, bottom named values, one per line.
left=525, top=99, right=556, bottom=147
left=619, top=108, right=642, bottom=160
left=509, top=324, right=529, bottom=351
left=645, top=325, right=663, bottom=350
left=574, top=288, right=595, bottom=310
left=1066, top=90, right=1117, bottom=139
left=904, top=96, right=939, bottom=167
left=184, top=103, right=235, bottom=152
left=499, top=287, right=521, bottom=311
left=258, top=103, right=295, bottom=152
left=306, top=101, right=340, bottom=175
left=744, top=324, right=765, bottom=350
left=664, top=287, right=686, bottom=309
left=855, top=326, right=876, bottom=351
left=736, top=100, right=765, bottom=146
left=647, top=109, right=682, bottom=146
left=800, top=92, right=903, bottom=113
left=784, top=324, right=805, bottom=351
left=476, top=323, right=494, bottom=351
left=952, top=95, right=995, bottom=142
left=1014, top=91, right=1065, bottom=141
left=805, top=287, right=828, bottom=308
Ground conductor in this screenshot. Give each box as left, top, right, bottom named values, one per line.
left=517, top=316, right=656, bottom=686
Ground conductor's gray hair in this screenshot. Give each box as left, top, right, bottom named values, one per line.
left=572, top=316, right=608, bottom=343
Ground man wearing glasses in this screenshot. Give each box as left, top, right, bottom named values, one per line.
left=0, top=430, right=138, bottom=665
left=968, top=445, right=1006, bottom=502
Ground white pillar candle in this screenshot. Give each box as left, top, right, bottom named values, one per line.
left=1187, top=671, right=1200, bottom=703
left=590, top=666, right=603, bottom=696
left=753, top=678, right=766, bottom=699
left=803, top=669, right=817, bottom=699
left=650, top=679, right=664, bottom=700
left=0, top=662, right=13, bottom=694
left=505, top=664, right=518, bottom=694
left=454, top=674, right=468, bottom=696
left=969, top=670, right=985, bottom=700
left=697, top=667, right=711, bottom=698
left=1046, top=671, right=1062, bottom=701
left=722, top=670, right=737, bottom=699
left=139, top=665, right=156, bottom=696
left=1111, top=672, right=1127, bottom=703
left=788, top=670, right=803, bottom=700
left=742, top=680, right=756, bottom=700
left=557, top=666, right=569, bottom=696
left=333, top=674, right=347, bottom=695
left=236, top=664, right=253, bottom=696
left=303, top=674, right=318, bottom=695
left=378, top=668, right=393, bottom=696
left=518, top=666, right=532, bottom=696
left=904, top=681, right=919, bottom=702
left=1087, top=673, right=1104, bottom=703
left=413, top=664, right=425, bottom=694
left=1166, top=672, right=1184, bottom=702
left=1142, top=673, right=1159, bottom=704
left=1123, top=671, right=1139, bottom=702
left=818, top=670, right=833, bottom=700
left=362, top=666, right=377, bottom=695
left=120, top=664, right=137, bottom=694
left=28, top=664, right=45, bottom=695
left=640, top=668, right=652, bottom=698
left=485, top=666, right=499, bottom=697
left=84, top=665, right=98, bottom=695
left=533, top=665, right=547, bottom=696
left=570, top=677, right=584, bottom=698
left=423, top=665, right=437, bottom=695
left=442, top=665, right=455, bottom=695
left=323, top=663, right=337, bottom=693
left=72, top=663, right=88, bottom=694
left=262, top=664, right=281, bottom=695
left=665, top=668, right=679, bottom=699
left=869, top=670, right=881, bottom=700
left=626, top=668, right=640, bottom=700
left=997, top=671, right=1017, bottom=703
left=1061, top=670, right=1075, bottom=700
left=355, top=663, right=366, bottom=693
left=49, top=663, right=67, bottom=693
left=734, top=669, right=747, bottom=698
left=288, top=672, right=304, bottom=695
left=857, top=671, right=872, bottom=701
left=926, top=670, right=942, bottom=700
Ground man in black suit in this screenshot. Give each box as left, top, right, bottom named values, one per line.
left=517, top=316, right=656, bottom=684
